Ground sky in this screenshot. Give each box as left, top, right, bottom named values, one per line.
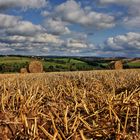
left=0, top=0, right=140, bottom=57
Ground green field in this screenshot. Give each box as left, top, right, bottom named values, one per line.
left=127, top=62, right=140, bottom=67
left=0, top=56, right=95, bottom=73
left=0, top=56, right=30, bottom=63
left=0, top=56, right=139, bottom=73
left=43, top=58, right=94, bottom=71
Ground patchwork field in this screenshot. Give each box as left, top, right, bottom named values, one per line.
left=0, top=70, right=140, bottom=139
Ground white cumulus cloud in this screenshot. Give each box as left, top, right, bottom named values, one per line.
left=103, top=32, right=140, bottom=57
left=66, top=38, right=88, bottom=48
left=0, top=0, right=47, bottom=9
left=0, top=33, right=63, bottom=44
left=0, top=14, right=20, bottom=28
left=43, top=18, right=70, bottom=35
left=55, top=0, right=115, bottom=29
left=100, top=0, right=140, bottom=28
left=7, top=21, right=45, bottom=36
left=100, top=0, right=140, bottom=5
left=0, top=13, right=46, bottom=36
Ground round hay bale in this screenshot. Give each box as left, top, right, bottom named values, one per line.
left=20, top=68, right=28, bottom=74
left=114, top=61, right=123, bottom=70
left=28, top=61, right=43, bottom=73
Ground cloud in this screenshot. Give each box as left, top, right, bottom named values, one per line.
left=66, top=38, right=88, bottom=48
left=0, top=33, right=64, bottom=55
left=0, top=13, right=65, bottom=55
left=123, top=5, right=140, bottom=28
left=0, top=1, right=101, bottom=56
left=123, top=16, right=140, bottom=28
left=55, top=38, right=98, bottom=56
left=0, top=33, right=63, bottom=44
left=103, top=32, right=140, bottom=57
left=7, top=21, right=45, bottom=36
left=0, top=13, right=46, bottom=36
left=99, top=0, right=140, bottom=6
left=0, top=14, right=20, bottom=28
left=54, top=0, right=115, bottom=29
left=43, top=18, right=70, bottom=35
left=0, top=13, right=95, bottom=56
left=0, top=0, right=47, bottom=9
left=0, top=30, right=97, bottom=56
left=100, top=0, right=140, bottom=28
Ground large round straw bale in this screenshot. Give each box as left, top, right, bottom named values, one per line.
left=114, top=61, right=123, bottom=70
left=28, top=60, right=43, bottom=73
left=20, top=68, right=28, bottom=73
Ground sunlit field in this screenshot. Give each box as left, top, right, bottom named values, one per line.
left=0, top=69, right=140, bottom=139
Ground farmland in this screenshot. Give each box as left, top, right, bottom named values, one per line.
left=0, top=56, right=140, bottom=73
left=0, top=69, right=140, bottom=139
left=0, top=56, right=95, bottom=73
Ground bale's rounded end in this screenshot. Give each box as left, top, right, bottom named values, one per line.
left=28, top=61, right=43, bottom=73
left=114, top=61, right=123, bottom=70
left=108, top=60, right=123, bottom=70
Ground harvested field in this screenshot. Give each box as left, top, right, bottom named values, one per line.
left=0, top=70, right=140, bottom=139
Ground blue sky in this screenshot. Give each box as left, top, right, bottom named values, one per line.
left=0, top=0, right=140, bottom=57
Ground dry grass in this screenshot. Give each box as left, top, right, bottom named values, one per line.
left=0, top=69, right=140, bottom=139
left=28, top=60, right=43, bottom=73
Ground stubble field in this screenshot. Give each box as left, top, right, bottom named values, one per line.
left=0, top=70, right=140, bottom=140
